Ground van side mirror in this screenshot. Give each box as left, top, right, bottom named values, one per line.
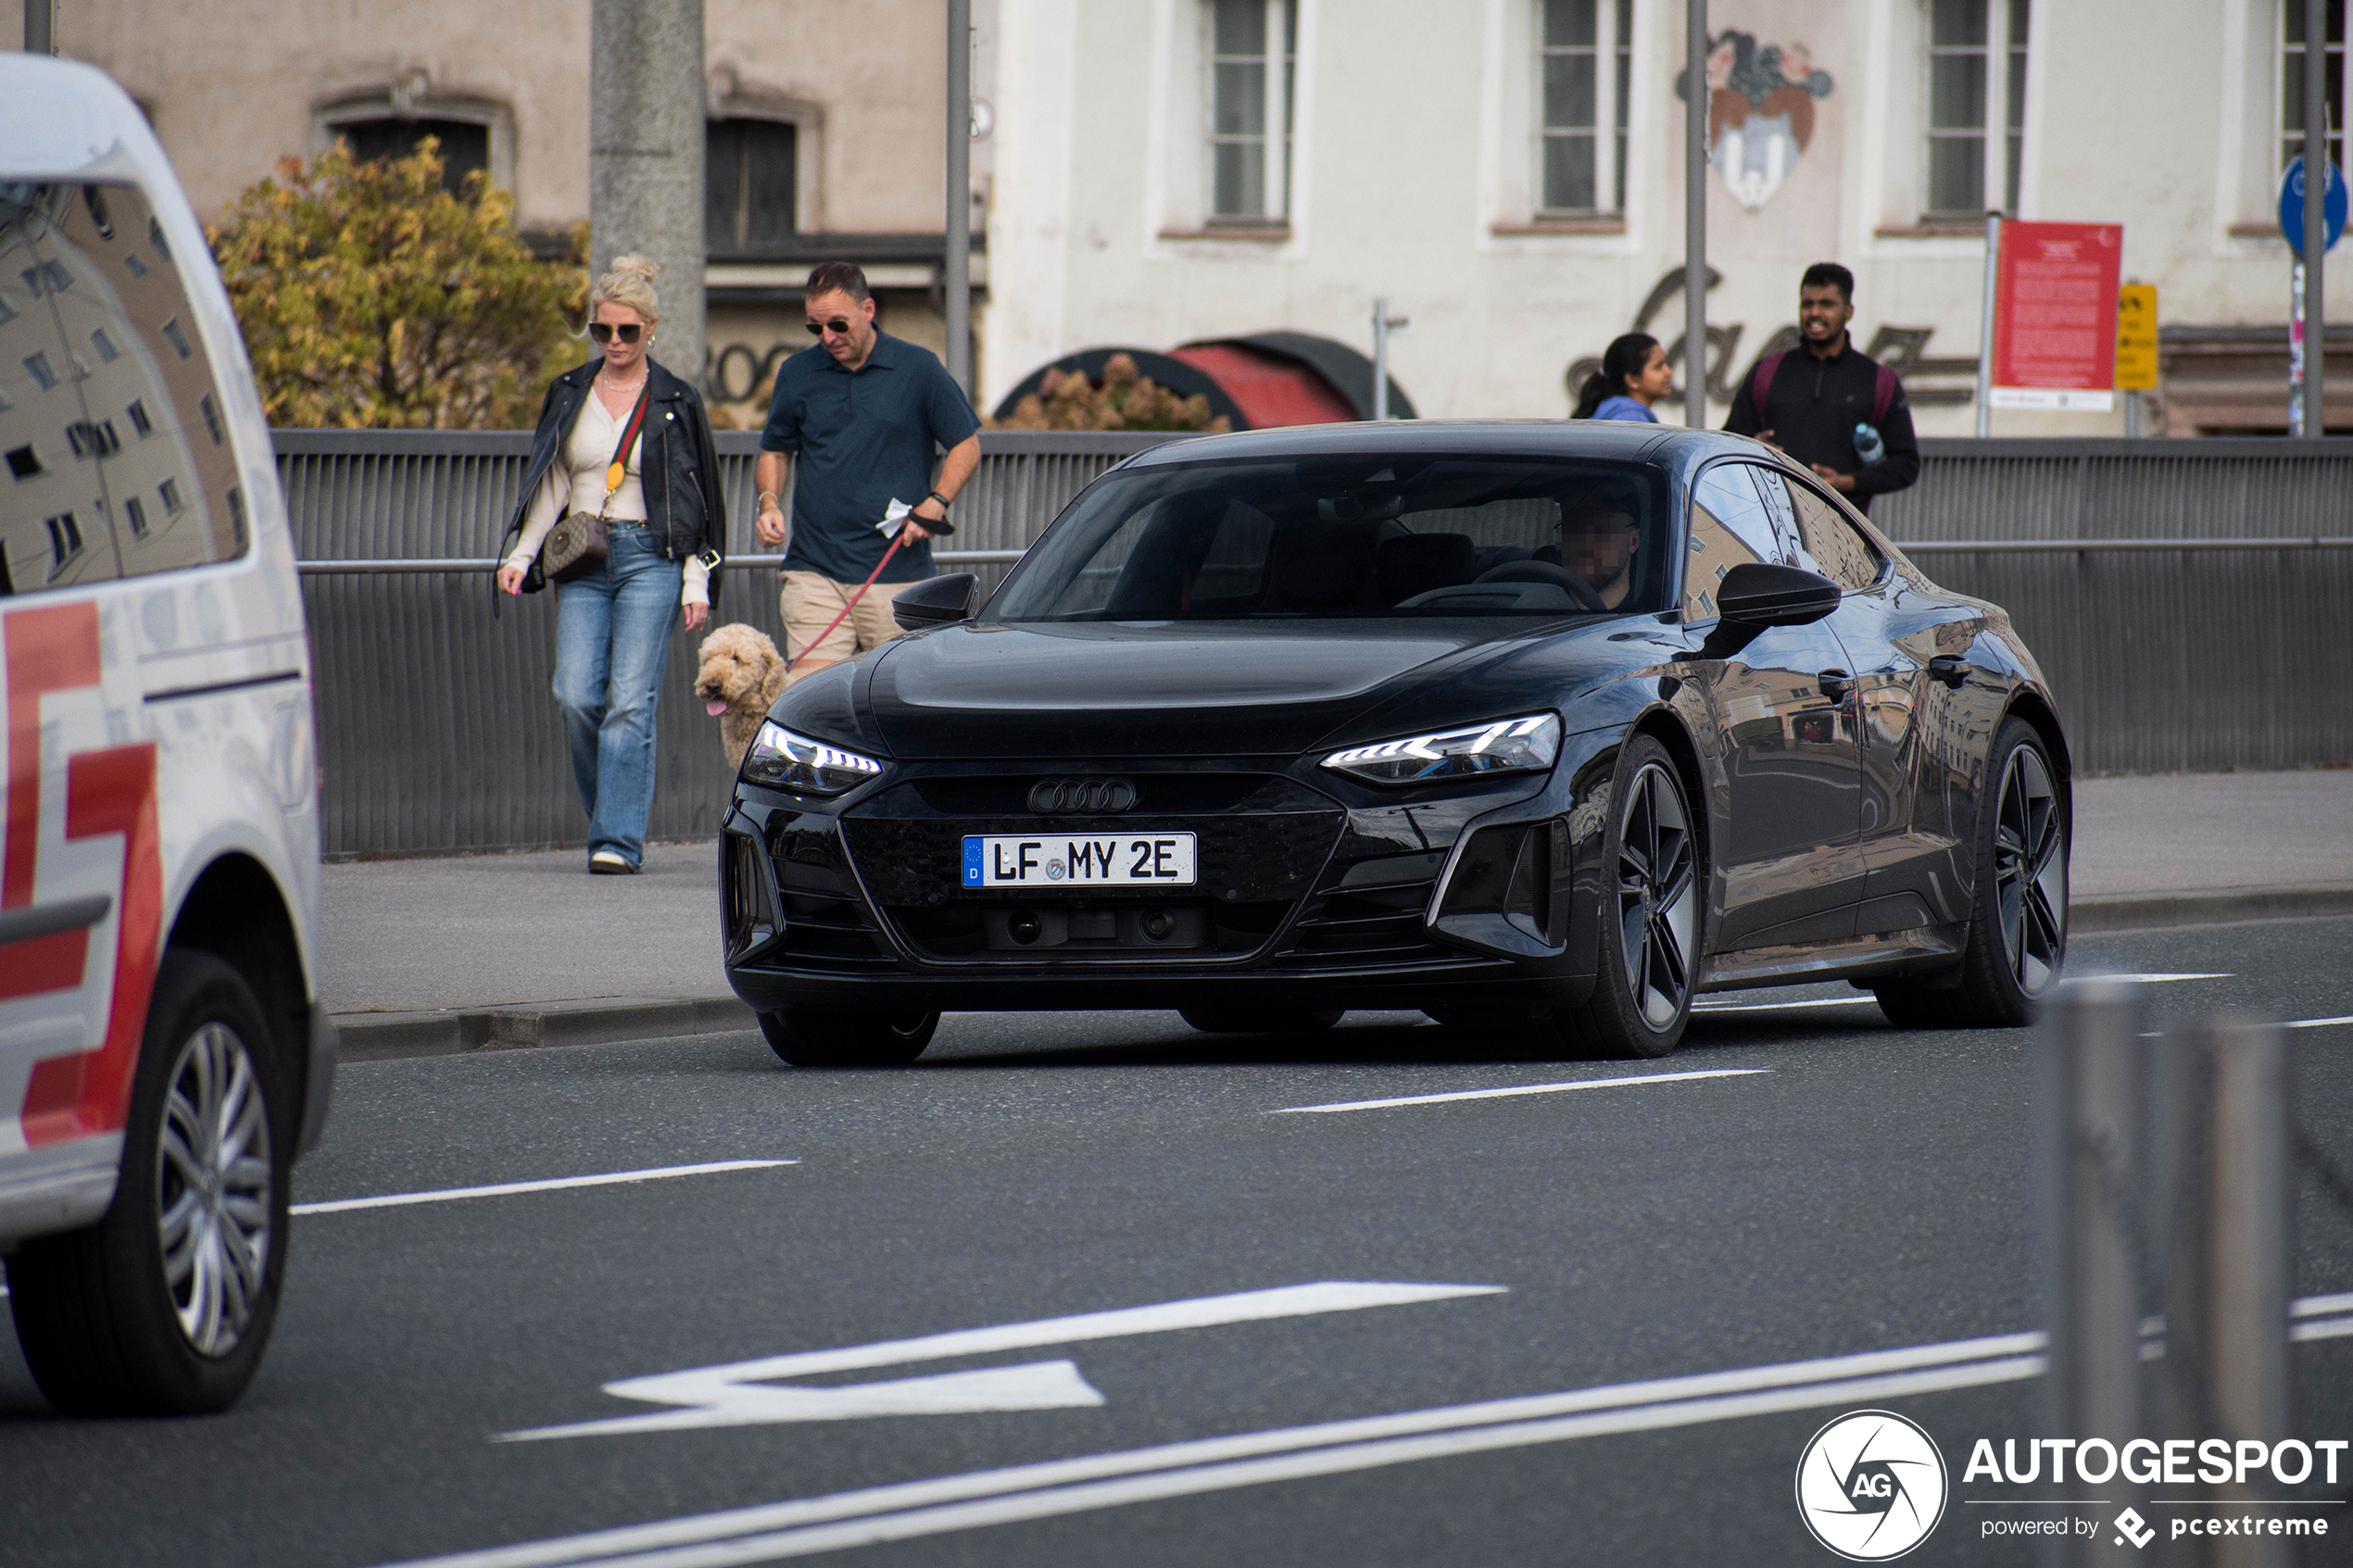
left=890, top=572, right=978, bottom=632
left=1716, top=561, right=1841, bottom=628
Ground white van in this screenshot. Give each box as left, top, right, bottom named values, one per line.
left=0, top=56, right=333, bottom=1413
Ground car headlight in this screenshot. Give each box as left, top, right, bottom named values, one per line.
left=1321, top=713, right=1562, bottom=785
left=740, top=721, right=886, bottom=796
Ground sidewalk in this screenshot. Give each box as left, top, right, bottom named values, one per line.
left=321, top=770, right=2353, bottom=1059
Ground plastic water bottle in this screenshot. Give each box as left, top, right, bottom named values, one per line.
left=1853, top=422, right=1886, bottom=467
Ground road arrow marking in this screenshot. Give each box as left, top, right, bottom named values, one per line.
left=500, top=1280, right=1504, bottom=1442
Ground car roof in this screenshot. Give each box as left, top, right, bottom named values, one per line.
left=1120, top=420, right=1782, bottom=484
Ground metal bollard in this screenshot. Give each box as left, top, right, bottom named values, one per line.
left=2043, top=978, right=2147, bottom=1566
left=2208, top=1019, right=2292, bottom=1568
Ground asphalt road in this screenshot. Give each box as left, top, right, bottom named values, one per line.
left=6, top=917, right=2352, bottom=1567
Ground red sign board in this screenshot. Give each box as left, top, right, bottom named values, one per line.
left=1993, top=221, right=2123, bottom=391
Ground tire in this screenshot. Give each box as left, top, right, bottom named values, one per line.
left=1873, top=717, right=2067, bottom=1029
left=759, top=1007, right=937, bottom=1066
left=1533, top=734, right=1700, bottom=1060
left=6, top=950, right=291, bottom=1416
left=1178, top=1008, right=1343, bottom=1034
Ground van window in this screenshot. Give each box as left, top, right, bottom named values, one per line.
left=0, top=181, right=245, bottom=597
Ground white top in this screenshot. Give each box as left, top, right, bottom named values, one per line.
left=506, top=383, right=709, bottom=607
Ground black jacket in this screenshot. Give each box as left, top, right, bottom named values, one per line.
left=502, top=356, right=727, bottom=597
left=1723, top=338, right=1920, bottom=514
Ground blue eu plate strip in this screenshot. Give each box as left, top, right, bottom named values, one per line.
left=963, top=837, right=983, bottom=886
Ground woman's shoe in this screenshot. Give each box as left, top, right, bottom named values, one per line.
left=589, top=850, right=639, bottom=875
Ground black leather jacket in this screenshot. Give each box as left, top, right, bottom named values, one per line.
left=502, top=356, right=727, bottom=599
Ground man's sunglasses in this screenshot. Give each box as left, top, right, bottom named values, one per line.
left=805, top=318, right=856, bottom=337
left=588, top=322, right=642, bottom=344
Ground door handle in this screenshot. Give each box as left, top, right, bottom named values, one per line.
left=1817, top=669, right=1853, bottom=700
left=1928, top=655, right=1970, bottom=688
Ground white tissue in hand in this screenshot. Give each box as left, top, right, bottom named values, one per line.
left=876, top=498, right=913, bottom=536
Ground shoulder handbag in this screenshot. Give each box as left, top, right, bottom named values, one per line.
left=542, top=383, right=654, bottom=584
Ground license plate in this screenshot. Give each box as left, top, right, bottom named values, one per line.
left=962, top=833, right=1198, bottom=888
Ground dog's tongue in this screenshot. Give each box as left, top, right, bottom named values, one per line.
left=705, top=699, right=732, bottom=717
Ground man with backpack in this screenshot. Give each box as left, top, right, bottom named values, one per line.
left=1724, top=262, right=1920, bottom=515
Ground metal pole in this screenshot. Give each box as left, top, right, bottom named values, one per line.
left=2291, top=261, right=2308, bottom=436
left=24, top=0, right=56, bottom=53
left=1683, top=0, right=1707, bottom=430
left=2125, top=389, right=2141, bottom=438
left=2208, top=1019, right=2292, bottom=1568
left=1372, top=298, right=1389, bottom=420
left=2303, top=0, right=2327, bottom=438
left=1977, top=211, right=2003, bottom=437
left=945, top=0, right=973, bottom=399
left=2043, top=978, right=2145, bottom=1556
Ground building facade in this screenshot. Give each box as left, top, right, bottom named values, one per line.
left=24, top=0, right=997, bottom=425
left=983, top=0, right=2350, bottom=433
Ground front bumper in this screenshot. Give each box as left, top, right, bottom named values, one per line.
left=721, top=744, right=1622, bottom=1017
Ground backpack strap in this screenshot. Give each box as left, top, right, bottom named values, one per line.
left=1872, top=363, right=1899, bottom=424
left=1749, top=349, right=1788, bottom=415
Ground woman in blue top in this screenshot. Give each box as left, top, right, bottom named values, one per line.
left=1572, top=332, right=1673, bottom=421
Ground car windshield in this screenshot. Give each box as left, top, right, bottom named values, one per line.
left=985, top=453, right=1674, bottom=621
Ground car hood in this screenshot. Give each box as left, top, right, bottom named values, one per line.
left=861, top=620, right=1605, bottom=759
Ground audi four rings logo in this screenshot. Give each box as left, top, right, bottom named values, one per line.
left=1027, top=777, right=1139, bottom=815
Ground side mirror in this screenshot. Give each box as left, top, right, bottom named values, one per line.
left=1715, top=561, right=1841, bottom=628
left=890, top=571, right=978, bottom=632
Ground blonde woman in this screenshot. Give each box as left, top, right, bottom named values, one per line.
left=497, top=257, right=726, bottom=874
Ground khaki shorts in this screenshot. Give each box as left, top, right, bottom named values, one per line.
left=779, top=571, right=915, bottom=684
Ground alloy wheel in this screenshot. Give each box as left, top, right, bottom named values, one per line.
left=1617, top=761, right=1697, bottom=1027
left=1993, top=746, right=2066, bottom=997
left=156, top=1022, right=274, bottom=1358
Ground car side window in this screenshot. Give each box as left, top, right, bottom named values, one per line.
left=1682, top=464, right=1780, bottom=622
left=1782, top=476, right=1887, bottom=591
left=0, top=182, right=246, bottom=599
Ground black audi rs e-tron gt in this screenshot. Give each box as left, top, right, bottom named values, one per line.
left=721, top=422, right=2070, bottom=1065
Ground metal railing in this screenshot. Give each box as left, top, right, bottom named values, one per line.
left=278, top=431, right=2353, bottom=855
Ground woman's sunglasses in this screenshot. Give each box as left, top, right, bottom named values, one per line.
left=805, top=318, right=855, bottom=337
left=589, top=322, right=643, bottom=344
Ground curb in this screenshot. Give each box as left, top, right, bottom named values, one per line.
left=334, top=995, right=756, bottom=1062
left=331, top=885, right=2353, bottom=1061
left=2069, top=883, right=2353, bottom=935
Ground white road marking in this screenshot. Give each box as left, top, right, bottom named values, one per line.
left=376, top=1289, right=2353, bottom=1567
left=501, top=1281, right=1505, bottom=1442
left=1269, top=1069, right=1769, bottom=1115
left=379, top=1334, right=2045, bottom=1568
left=2087, top=972, right=2233, bottom=983
left=2289, top=1016, right=2353, bottom=1030
left=291, top=1160, right=795, bottom=1217
left=1692, top=997, right=1877, bottom=1013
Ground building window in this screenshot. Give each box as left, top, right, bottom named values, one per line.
left=199, top=394, right=223, bottom=445
left=158, top=477, right=182, bottom=515
left=2283, top=0, right=2347, bottom=175
left=705, top=119, right=798, bottom=256
left=45, top=512, right=82, bottom=574
left=123, top=495, right=147, bottom=537
left=91, top=327, right=119, bottom=363
left=160, top=318, right=191, bottom=359
left=333, top=118, right=491, bottom=195
left=1207, top=0, right=1295, bottom=220
left=1539, top=0, right=1632, bottom=214
left=1925, top=0, right=2029, bottom=218
left=6, top=445, right=41, bottom=480
left=126, top=397, right=152, bottom=436
left=22, top=351, right=58, bottom=390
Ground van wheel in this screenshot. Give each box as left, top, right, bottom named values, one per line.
left=759, top=1007, right=937, bottom=1066
left=6, top=951, right=289, bottom=1415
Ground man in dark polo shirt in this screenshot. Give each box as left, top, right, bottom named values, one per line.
left=754, top=262, right=982, bottom=682
left=1724, top=261, right=1920, bottom=515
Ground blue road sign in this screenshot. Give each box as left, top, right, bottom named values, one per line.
left=2278, top=156, right=2347, bottom=252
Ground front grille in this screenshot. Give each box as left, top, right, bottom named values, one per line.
left=840, top=772, right=1343, bottom=965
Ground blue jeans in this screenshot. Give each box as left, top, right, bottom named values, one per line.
left=553, top=523, right=682, bottom=865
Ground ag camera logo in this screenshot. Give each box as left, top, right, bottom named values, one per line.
left=1795, top=1410, right=1949, bottom=1561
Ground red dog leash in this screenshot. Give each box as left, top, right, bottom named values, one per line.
left=782, top=528, right=909, bottom=674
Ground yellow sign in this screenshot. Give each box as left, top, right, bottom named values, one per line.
left=2115, top=283, right=2158, bottom=391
